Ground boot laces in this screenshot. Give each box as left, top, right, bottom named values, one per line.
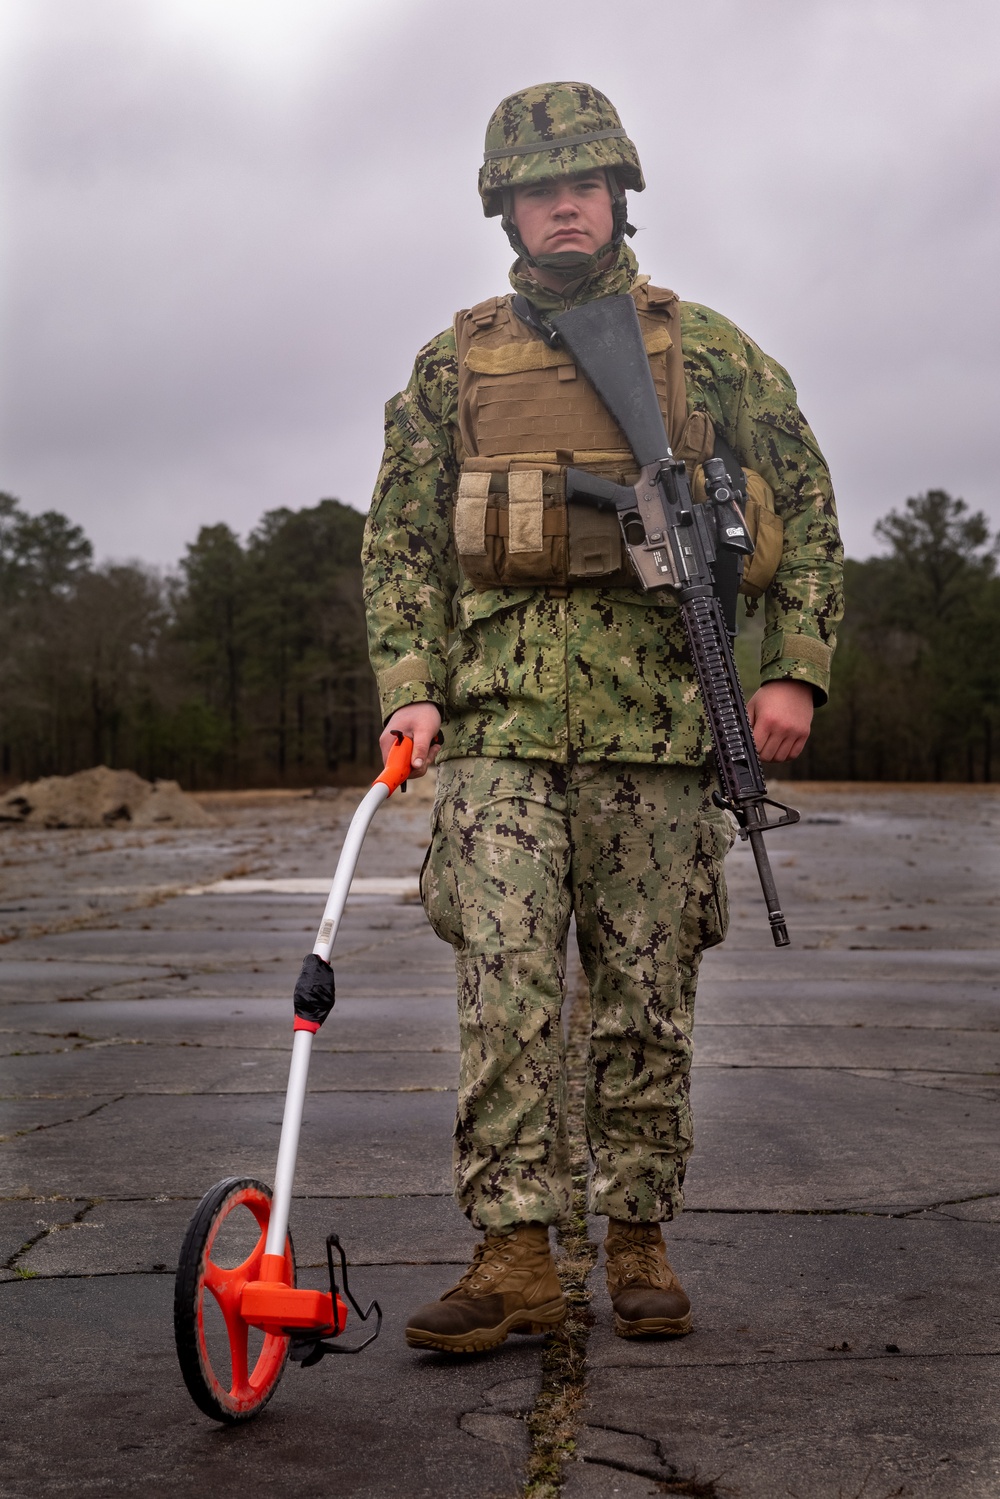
left=608, top=1235, right=674, bottom=1290
left=456, top=1235, right=515, bottom=1295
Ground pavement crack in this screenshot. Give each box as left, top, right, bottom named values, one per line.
left=2, top=1266, right=175, bottom=1282
left=681, top=1205, right=992, bottom=1219
left=0, top=892, right=182, bottom=945
left=696, top=1021, right=1000, bottom=1033
left=0, top=1093, right=125, bottom=1145
left=845, top=1071, right=1000, bottom=1100
left=595, top=1349, right=1000, bottom=1372
left=567, top=1422, right=732, bottom=1494
left=3, top=1032, right=144, bottom=1059
left=5, top=1198, right=100, bottom=1272
left=699, top=1062, right=1000, bottom=1075
left=576, top=1453, right=726, bottom=1497
left=5, top=1086, right=460, bottom=1099
left=906, top=1189, right=1000, bottom=1214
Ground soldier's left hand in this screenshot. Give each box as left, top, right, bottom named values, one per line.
left=746, top=680, right=814, bottom=762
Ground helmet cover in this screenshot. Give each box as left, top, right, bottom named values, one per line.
left=479, top=81, right=644, bottom=217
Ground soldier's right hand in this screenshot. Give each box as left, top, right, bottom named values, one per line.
left=380, top=702, right=443, bottom=778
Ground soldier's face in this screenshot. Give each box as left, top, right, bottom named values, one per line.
left=511, top=171, right=615, bottom=261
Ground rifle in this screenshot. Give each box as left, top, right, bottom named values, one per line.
left=530, top=293, right=801, bottom=947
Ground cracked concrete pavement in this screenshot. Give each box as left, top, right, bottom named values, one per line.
left=1, top=780, right=998, bottom=1497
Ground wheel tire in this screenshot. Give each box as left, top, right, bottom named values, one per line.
left=174, top=1176, right=294, bottom=1423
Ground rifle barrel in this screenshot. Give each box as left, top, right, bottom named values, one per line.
left=748, top=828, right=791, bottom=948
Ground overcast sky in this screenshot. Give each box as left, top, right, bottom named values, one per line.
left=2, top=0, right=997, bottom=568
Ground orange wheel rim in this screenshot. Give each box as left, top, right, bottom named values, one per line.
left=196, top=1184, right=293, bottom=1416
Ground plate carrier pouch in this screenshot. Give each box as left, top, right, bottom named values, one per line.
left=453, top=281, right=782, bottom=598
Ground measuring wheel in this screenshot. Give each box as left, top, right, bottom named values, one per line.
left=174, top=1176, right=295, bottom=1423
left=174, top=737, right=411, bottom=1421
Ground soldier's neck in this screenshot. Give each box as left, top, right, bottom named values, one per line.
left=526, top=252, right=615, bottom=294
left=509, top=244, right=640, bottom=314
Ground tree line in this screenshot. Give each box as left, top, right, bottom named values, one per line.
left=789, top=489, right=999, bottom=782
left=0, top=494, right=380, bottom=788
left=0, top=487, right=996, bottom=788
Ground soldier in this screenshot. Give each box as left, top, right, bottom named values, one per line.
left=362, top=82, right=843, bottom=1353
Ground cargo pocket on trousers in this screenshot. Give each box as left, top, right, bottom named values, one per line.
left=419, top=804, right=465, bottom=949
left=678, top=814, right=734, bottom=962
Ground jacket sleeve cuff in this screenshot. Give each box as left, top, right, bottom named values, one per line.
left=375, top=656, right=446, bottom=724
left=759, top=630, right=833, bottom=706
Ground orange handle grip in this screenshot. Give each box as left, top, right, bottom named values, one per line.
left=374, top=732, right=413, bottom=795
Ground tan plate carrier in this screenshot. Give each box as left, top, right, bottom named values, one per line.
left=453, top=282, right=782, bottom=597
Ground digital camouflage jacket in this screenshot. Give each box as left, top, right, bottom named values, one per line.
left=362, top=259, right=844, bottom=767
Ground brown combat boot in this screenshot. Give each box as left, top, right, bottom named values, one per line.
left=604, top=1220, right=692, bottom=1338
left=405, top=1223, right=567, bottom=1353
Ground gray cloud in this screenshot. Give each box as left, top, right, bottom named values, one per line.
left=2, top=0, right=998, bottom=565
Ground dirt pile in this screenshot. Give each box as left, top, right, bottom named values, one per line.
left=0, top=766, right=216, bottom=829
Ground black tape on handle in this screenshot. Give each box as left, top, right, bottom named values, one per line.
left=293, top=953, right=336, bottom=1027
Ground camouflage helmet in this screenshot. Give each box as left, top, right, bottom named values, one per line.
left=479, top=81, right=645, bottom=218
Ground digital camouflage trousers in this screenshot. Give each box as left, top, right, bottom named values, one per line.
left=420, top=756, right=733, bottom=1229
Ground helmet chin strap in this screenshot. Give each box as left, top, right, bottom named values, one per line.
left=501, top=170, right=636, bottom=279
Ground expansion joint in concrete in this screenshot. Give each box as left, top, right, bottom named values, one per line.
left=522, top=973, right=598, bottom=1499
